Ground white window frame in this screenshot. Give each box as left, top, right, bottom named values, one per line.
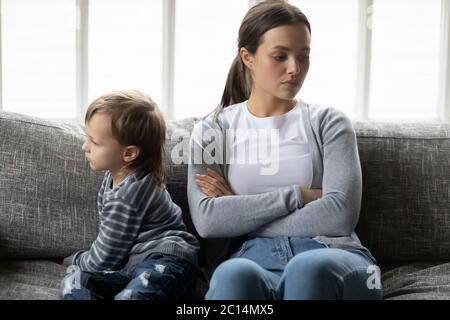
left=0, top=1, right=3, bottom=112
left=0, top=0, right=449, bottom=122
left=355, top=0, right=373, bottom=120
left=439, top=0, right=450, bottom=121
left=162, top=0, right=176, bottom=120
left=76, top=0, right=89, bottom=122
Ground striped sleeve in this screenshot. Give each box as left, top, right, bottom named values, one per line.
left=97, top=172, right=108, bottom=216
left=74, top=197, right=142, bottom=272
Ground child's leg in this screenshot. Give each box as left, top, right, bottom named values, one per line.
left=60, top=269, right=130, bottom=300
left=114, top=253, right=197, bottom=300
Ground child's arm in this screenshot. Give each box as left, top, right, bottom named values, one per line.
left=69, top=197, right=141, bottom=272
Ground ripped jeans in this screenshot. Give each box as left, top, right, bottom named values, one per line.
left=59, top=253, right=197, bottom=300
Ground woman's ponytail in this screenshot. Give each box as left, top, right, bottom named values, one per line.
left=215, top=55, right=251, bottom=117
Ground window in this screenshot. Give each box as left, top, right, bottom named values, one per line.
left=290, top=0, right=359, bottom=118
left=369, top=0, right=442, bottom=119
left=2, top=0, right=76, bottom=119
left=0, top=0, right=448, bottom=121
left=291, top=0, right=443, bottom=120
left=173, top=0, right=249, bottom=119
left=88, top=0, right=163, bottom=110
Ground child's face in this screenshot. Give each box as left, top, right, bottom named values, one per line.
left=81, top=113, right=126, bottom=172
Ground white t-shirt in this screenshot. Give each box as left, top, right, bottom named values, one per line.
left=226, top=100, right=313, bottom=195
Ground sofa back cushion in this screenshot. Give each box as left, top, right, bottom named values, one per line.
left=0, top=111, right=102, bottom=259
left=355, top=121, right=450, bottom=263
left=2, top=110, right=450, bottom=264
left=0, top=111, right=200, bottom=260
left=163, top=117, right=202, bottom=255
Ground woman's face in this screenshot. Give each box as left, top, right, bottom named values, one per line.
left=241, top=23, right=311, bottom=101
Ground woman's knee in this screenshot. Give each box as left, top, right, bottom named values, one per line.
left=206, top=258, right=276, bottom=300
left=282, top=248, right=382, bottom=299
left=286, top=249, right=348, bottom=278
left=210, top=258, right=266, bottom=285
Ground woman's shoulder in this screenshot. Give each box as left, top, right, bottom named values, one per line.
left=211, top=101, right=245, bottom=125
left=192, top=101, right=245, bottom=136
left=302, top=100, right=348, bottom=119
left=302, top=100, right=353, bottom=132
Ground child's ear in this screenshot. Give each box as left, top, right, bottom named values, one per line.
left=123, top=146, right=140, bottom=163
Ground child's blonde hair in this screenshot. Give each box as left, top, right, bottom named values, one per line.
left=85, top=90, right=166, bottom=186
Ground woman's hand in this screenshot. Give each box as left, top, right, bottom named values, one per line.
left=300, top=188, right=323, bottom=204
left=196, top=168, right=234, bottom=198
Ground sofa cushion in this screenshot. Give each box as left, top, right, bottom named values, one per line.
left=3, top=107, right=450, bottom=268
left=354, top=121, right=450, bottom=263
left=0, top=111, right=201, bottom=260
left=0, top=259, right=66, bottom=300
left=164, top=117, right=200, bottom=235
left=381, top=261, right=450, bottom=299
left=0, top=111, right=103, bottom=259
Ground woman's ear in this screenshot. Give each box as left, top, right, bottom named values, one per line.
left=123, top=146, right=141, bottom=164
left=240, top=47, right=254, bottom=70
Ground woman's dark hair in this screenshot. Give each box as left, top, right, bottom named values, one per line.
left=215, top=0, right=311, bottom=117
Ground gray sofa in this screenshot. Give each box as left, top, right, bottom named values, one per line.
left=0, top=110, right=449, bottom=300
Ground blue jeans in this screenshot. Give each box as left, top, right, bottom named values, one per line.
left=206, top=237, right=383, bottom=300
left=60, top=253, right=197, bottom=300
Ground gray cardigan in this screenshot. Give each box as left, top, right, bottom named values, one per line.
left=187, top=100, right=375, bottom=273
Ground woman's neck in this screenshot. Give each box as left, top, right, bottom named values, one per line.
left=247, top=91, right=296, bottom=118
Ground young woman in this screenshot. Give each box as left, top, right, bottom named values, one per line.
left=188, top=0, right=383, bottom=300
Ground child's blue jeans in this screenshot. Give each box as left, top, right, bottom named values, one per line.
left=60, top=253, right=197, bottom=300
left=206, top=236, right=384, bottom=300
